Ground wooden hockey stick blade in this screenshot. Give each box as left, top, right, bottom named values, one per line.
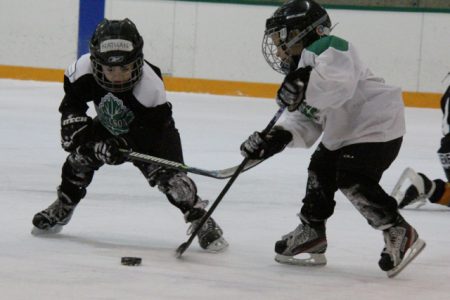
left=121, top=150, right=264, bottom=179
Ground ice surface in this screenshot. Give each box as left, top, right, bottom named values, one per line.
left=0, top=79, right=449, bottom=299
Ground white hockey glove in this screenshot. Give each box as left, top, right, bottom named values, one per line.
left=276, top=66, right=312, bottom=112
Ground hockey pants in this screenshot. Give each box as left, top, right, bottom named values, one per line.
left=300, top=138, right=402, bottom=230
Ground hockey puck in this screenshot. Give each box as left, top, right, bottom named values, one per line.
left=121, top=257, right=142, bottom=266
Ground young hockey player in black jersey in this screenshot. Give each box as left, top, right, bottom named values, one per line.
left=393, top=85, right=450, bottom=209
left=31, top=18, right=228, bottom=252
left=240, top=0, right=424, bottom=277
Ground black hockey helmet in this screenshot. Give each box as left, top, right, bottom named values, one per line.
left=262, top=0, right=331, bottom=74
left=89, top=18, right=144, bottom=92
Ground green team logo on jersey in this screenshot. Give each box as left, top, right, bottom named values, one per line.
left=96, top=93, right=135, bottom=136
left=299, top=102, right=320, bottom=121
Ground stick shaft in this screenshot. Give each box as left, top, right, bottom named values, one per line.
left=176, top=106, right=286, bottom=257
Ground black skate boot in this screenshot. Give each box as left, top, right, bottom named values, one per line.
left=378, top=217, right=426, bottom=277
left=399, top=172, right=434, bottom=208
left=31, top=188, right=78, bottom=235
left=185, top=204, right=228, bottom=252
left=274, top=223, right=327, bottom=266
left=392, top=168, right=435, bottom=209
left=191, top=217, right=228, bottom=252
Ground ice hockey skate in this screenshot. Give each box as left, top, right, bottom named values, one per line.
left=31, top=190, right=77, bottom=235
left=189, top=217, right=229, bottom=252
left=274, top=223, right=327, bottom=266
left=391, top=167, right=435, bottom=208
left=378, top=217, right=426, bottom=278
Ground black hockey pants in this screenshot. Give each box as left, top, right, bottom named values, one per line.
left=59, top=118, right=199, bottom=213
left=300, top=138, right=402, bottom=230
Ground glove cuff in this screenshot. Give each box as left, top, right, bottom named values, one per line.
left=264, top=127, right=293, bottom=158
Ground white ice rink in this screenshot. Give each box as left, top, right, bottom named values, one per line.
left=1, top=79, right=449, bottom=299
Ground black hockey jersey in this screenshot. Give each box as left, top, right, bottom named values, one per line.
left=60, top=54, right=176, bottom=153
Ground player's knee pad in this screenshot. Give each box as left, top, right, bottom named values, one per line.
left=144, top=166, right=198, bottom=207
left=62, top=152, right=101, bottom=187
left=67, top=151, right=103, bottom=172
left=158, top=172, right=198, bottom=206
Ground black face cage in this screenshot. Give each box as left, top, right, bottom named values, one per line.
left=91, top=57, right=144, bottom=93
left=262, top=14, right=331, bottom=75
left=262, top=28, right=295, bottom=75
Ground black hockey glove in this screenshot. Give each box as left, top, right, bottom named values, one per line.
left=240, top=127, right=293, bottom=159
left=276, top=66, right=312, bottom=112
left=94, top=137, right=129, bottom=165
left=60, top=114, right=93, bottom=152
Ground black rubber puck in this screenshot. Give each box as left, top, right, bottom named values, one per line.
left=121, top=257, right=142, bottom=266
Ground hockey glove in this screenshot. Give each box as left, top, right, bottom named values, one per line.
left=94, top=137, right=129, bottom=165
left=240, top=127, right=293, bottom=159
left=276, top=66, right=312, bottom=112
left=60, top=114, right=93, bottom=152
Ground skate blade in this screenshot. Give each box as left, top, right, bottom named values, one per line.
left=31, top=225, right=63, bottom=236
left=275, top=253, right=327, bottom=266
left=387, top=238, right=426, bottom=278
left=204, top=237, right=229, bottom=253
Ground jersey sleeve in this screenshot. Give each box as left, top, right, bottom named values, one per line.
left=277, top=110, right=322, bottom=148
left=59, top=77, right=89, bottom=117
left=58, top=56, right=91, bottom=117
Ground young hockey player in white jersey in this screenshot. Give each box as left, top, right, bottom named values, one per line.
left=240, top=0, right=424, bottom=277
left=393, top=85, right=450, bottom=209
left=31, top=18, right=228, bottom=252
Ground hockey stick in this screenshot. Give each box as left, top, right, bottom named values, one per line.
left=120, top=150, right=264, bottom=179
left=175, top=106, right=286, bottom=257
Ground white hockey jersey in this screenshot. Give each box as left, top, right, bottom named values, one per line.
left=277, top=35, right=405, bottom=151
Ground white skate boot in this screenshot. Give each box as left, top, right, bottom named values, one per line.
left=391, top=168, right=435, bottom=208
left=378, top=217, right=426, bottom=278
left=274, top=223, right=327, bottom=266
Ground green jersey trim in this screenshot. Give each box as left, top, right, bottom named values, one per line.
left=306, top=36, right=349, bottom=56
